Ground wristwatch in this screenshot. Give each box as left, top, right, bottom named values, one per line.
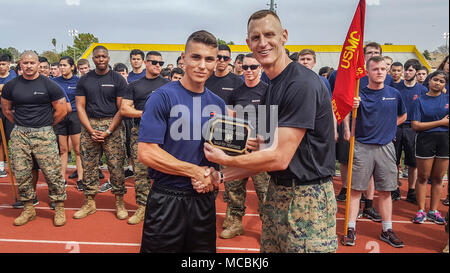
left=106, top=129, right=112, bottom=136
left=218, top=170, right=224, bottom=184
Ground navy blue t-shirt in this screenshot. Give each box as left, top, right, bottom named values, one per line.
left=355, top=85, right=406, bottom=145
left=394, top=81, right=427, bottom=123
left=0, top=70, right=17, bottom=110
left=127, top=69, right=146, bottom=83
left=53, top=75, right=79, bottom=112
left=329, top=70, right=394, bottom=93
left=320, top=75, right=332, bottom=99
left=138, top=81, right=226, bottom=190
left=411, top=93, right=449, bottom=133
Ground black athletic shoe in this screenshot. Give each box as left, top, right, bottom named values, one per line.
left=380, top=229, right=404, bottom=248
left=68, top=171, right=78, bottom=179
left=391, top=188, right=401, bottom=201
left=336, top=188, right=347, bottom=202
left=405, top=190, right=417, bottom=204
left=443, top=195, right=449, bottom=206
left=341, top=228, right=356, bottom=246
left=363, top=207, right=382, bottom=222
left=76, top=180, right=84, bottom=191
left=124, top=169, right=134, bottom=179
left=12, top=197, right=39, bottom=209
left=99, top=169, right=105, bottom=179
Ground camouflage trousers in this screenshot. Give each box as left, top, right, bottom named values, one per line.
left=10, top=126, right=66, bottom=202
left=130, top=123, right=151, bottom=206
left=80, top=118, right=126, bottom=196
left=224, top=172, right=270, bottom=217
left=260, top=178, right=337, bottom=253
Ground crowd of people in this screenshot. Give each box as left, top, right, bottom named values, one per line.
left=0, top=9, right=448, bottom=253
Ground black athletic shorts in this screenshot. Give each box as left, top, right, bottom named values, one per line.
left=393, top=124, right=417, bottom=167
left=336, top=122, right=349, bottom=164
left=415, top=131, right=449, bottom=159
left=140, top=183, right=216, bottom=253
left=53, top=112, right=81, bottom=136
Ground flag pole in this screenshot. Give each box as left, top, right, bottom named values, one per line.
left=343, top=78, right=360, bottom=236
left=0, top=118, right=18, bottom=202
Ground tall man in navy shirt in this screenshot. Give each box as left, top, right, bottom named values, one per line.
left=342, top=56, right=407, bottom=248
left=392, top=59, right=428, bottom=203
left=137, top=30, right=226, bottom=252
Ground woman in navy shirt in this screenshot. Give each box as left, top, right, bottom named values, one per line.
left=411, top=70, right=448, bottom=225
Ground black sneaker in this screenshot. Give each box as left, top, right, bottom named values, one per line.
left=68, top=171, right=78, bottom=179
left=76, top=180, right=84, bottom=191
left=363, top=207, right=382, bottom=222
left=391, top=188, right=401, bottom=201
left=380, top=229, right=404, bottom=248
left=124, top=169, right=134, bottom=179
left=99, top=181, right=112, bottom=193
left=99, top=169, right=105, bottom=179
left=443, top=195, right=449, bottom=206
left=336, top=187, right=347, bottom=202
left=405, top=190, right=417, bottom=204
left=341, top=227, right=356, bottom=246
left=12, top=197, right=39, bottom=209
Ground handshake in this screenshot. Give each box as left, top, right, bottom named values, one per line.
left=191, top=166, right=221, bottom=194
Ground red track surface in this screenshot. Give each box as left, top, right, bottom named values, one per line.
left=0, top=168, right=448, bottom=253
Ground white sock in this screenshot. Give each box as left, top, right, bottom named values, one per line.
left=382, top=221, right=392, bottom=232
left=348, top=221, right=356, bottom=230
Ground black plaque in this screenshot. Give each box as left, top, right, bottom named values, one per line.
left=206, top=114, right=253, bottom=155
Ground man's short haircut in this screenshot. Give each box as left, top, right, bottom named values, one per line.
left=417, top=65, right=429, bottom=73
left=218, top=44, right=231, bottom=53
left=0, top=53, right=12, bottom=62
left=38, top=56, right=49, bottom=64
left=298, top=49, right=317, bottom=61
left=130, top=49, right=145, bottom=59
left=77, top=58, right=90, bottom=67
left=318, top=66, right=331, bottom=77
left=383, top=56, right=393, bottom=62
left=161, top=68, right=171, bottom=78
left=247, top=9, right=281, bottom=27
left=185, top=30, right=218, bottom=51
left=113, top=63, right=128, bottom=73
left=176, top=56, right=182, bottom=64
left=289, top=52, right=299, bottom=62
left=170, top=67, right=185, bottom=78
left=403, top=59, right=421, bottom=71
left=364, top=42, right=382, bottom=55
left=235, top=54, right=244, bottom=62
left=428, top=70, right=448, bottom=84
left=146, top=51, right=162, bottom=59
left=366, top=55, right=385, bottom=69
left=92, top=45, right=108, bottom=54
left=21, top=50, right=39, bottom=60
left=391, top=62, right=403, bottom=68
left=51, top=62, right=60, bottom=67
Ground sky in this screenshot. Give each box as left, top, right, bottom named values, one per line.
left=2, top=0, right=449, bottom=55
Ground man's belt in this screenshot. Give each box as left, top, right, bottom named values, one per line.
left=398, top=123, right=411, bottom=128
left=14, top=125, right=53, bottom=133
left=272, top=176, right=332, bottom=187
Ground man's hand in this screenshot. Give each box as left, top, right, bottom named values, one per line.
left=90, top=130, right=108, bottom=143
left=204, top=142, right=229, bottom=164
left=441, top=114, right=449, bottom=127
left=353, top=96, right=361, bottom=110
left=191, top=167, right=219, bottom=193
left=245, top=135, right=264, bottom=153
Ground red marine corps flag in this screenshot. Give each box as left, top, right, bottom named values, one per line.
left=331, top=0, right=366, bottom=124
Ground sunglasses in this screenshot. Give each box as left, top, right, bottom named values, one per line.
left=242, top=64, right=260, bottom=71
left=147, top=60, right=165, bottom=66
left=217, top=55, right=231, bottom=61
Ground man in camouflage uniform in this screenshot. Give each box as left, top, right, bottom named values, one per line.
left=221, top=53, right=270, bottom=239
left=1, top=51, right=68, bottom=226
left=120, top=51, right=168, bottom=224
left=200, top=10, right=337, bottom=253
left=74, top=45, right=128, bottom=220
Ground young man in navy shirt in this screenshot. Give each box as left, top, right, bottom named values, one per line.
left=127, top=49, right=146, bottom=83
left=342, top=56, right=407, bottom=248
left=137, top=30, right=226, bottom=253
left=392, top=59, right=428, bottom=203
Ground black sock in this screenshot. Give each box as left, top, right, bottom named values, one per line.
left=408, top=188, right=415, bottom=195
left=365, top=199, right=373, bottom=209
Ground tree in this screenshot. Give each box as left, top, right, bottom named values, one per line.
left=61, top=32, right=99, bottom=60
left=435, top=45, right=449, bottom=55
left=40, top=50, right=60, bottom=63
left=422, top=50, right=431, bottom=60
left=52, top=38, right=57, bottom=52
left=217, top=38, right=235, bottom=45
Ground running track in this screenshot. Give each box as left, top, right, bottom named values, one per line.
left=0, top=167, right=447, bottom=253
